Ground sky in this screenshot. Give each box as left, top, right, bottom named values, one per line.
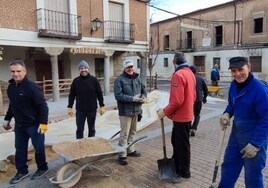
left=150, top=0, right=232, bottom=23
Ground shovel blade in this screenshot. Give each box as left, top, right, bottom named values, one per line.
left=157, top=158, right=177, bottom=180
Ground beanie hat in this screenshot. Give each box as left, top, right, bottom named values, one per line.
left=78, top=60, right=89, bottom=69
left=173, top=52, right=186, bottom=65
left=228, top=57, right=248, bottom=69
left=190, top=65, right=197, bottom=74
left=122, top=60, right=134, bottom=69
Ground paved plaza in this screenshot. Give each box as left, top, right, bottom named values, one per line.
left=1, top=87, right=268, bottom=188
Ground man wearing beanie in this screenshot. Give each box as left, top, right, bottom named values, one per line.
left=67, top=60, right=105, bottom=139
left=114, top=59, right=147, bottom=165
left=157, top=52, right=196, bottom=183
left=218, top=56, right=268, bottom=188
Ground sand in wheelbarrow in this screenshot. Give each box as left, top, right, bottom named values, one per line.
left=52, top=137, right=114, bottom=159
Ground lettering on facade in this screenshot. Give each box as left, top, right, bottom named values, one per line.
left=70, top=47, right=104, bottom=55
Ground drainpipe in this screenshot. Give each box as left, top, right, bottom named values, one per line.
left=233, top=1, right=237, bottom=47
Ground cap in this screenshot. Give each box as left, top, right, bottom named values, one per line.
left=122, top=60, right=134, bottom=69
left=78, top=60, right=89, bottom=69
left=228, top=57, right=248, bottom=69
left=173, top=52, right=186, bottom=64
left=190, top=65, right=197, bottom=74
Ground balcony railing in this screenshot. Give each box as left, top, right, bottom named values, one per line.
left=37, top=8, right=82, bottom=40
left=104, top=20, right=135, bottom=43
left=176, top=39, right=196, bottom=51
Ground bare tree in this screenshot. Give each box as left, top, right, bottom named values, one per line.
left=147, top=23, right=160, bottom=91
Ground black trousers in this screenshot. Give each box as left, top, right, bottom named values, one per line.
left=171, top=121, right=191, bottom=178
left=191, top=101, right=202, bottom=130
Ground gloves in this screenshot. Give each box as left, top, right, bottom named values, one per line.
left=67, top=107, right=74, bottom=117
left=99, top=106, right=106, bottom=116
left=203, top=97, right=207, bottom=104
left=141, top=96, right=147, bottom=103
left=38, top=124, right=48, bottom=134
left=240, top=143, right=259, bottom=159
left=157, top=108, right=166, bottom=120
left=220, top=113, right=230, bottom=130
left=3, top=120, right=12, bottom=130
left=133, top=94, right=143, bottom=102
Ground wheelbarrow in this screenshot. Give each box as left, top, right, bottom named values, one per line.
left=49, top=135, right=147, bottom=188
left=207, top=86, right=224, bottom=98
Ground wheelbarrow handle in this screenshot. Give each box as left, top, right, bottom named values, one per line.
left=126, top=135, right=147, bottom=149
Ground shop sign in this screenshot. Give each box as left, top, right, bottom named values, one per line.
left=70, top=47, right=104, bottom=55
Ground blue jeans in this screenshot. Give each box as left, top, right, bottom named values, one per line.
left=76, top=111, right=97, bottom=139
left=14, top=125, right=47, bottom=174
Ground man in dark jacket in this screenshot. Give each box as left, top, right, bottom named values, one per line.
left=210, top=63, right=220, bottom=86
left=189, top=65, right=208, bottom=136
left=67, top=60, right=105, bottom=139
left=3, top=59, right=49, bottom=184
left=114, top=59, right=147, bottom=165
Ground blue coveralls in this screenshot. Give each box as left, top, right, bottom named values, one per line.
left=219, top=76, right=268, bottom=188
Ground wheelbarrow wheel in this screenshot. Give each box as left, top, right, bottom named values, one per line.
left=56, top=162, right=82, bottom=188
left=216, top=90, right=224, bottom=98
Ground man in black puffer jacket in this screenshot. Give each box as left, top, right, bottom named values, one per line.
left=67, top=60, right=105, bottom=139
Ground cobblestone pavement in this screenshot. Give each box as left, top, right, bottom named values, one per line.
left=1, top=86, right=268, bottom=187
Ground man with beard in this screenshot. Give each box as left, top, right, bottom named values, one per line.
left=67, top=60, right=105, bottom=139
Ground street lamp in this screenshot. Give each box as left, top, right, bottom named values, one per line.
left=91, top=18, right=102, bottom=35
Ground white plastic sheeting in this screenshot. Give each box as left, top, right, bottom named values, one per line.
left=0, top=90, right=169, bottom=160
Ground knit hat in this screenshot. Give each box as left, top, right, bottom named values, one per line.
left=228, top=57, right=248, bottom=69
left=78, top=60, right=89, bottom=69
left=173, top=52, right=186, bottom=65
left=190, top=65, right=197, bottom=74
left=122, top=60, right=134, bottom=69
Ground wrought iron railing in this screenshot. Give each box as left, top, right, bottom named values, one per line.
left=104, top=20, right=135, bottom=43
left=36, top=8, right=82, bottom=40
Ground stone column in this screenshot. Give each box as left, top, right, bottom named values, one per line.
left=103, top=50, right=114, bottom=96
left=0, top=87, right=3, bottom=115
left=44, top=47, right=64, bottom=102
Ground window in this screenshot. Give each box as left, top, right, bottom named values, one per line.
left=213, top=58, right=221, bottom=70
left=164, top=35, right=170, bottom=50
left=164, top=58, right=168, bottom=67
left=186, top=31, right=192, bottom=49
left=137, top=59, right=141, bottom=69
left=250, top=56, right=262, bottom=72
left=254, top=18, right=263, bottom=33
left=215, top=26, right=223, bottom=46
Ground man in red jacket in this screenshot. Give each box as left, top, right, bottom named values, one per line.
left=157, top=52, right=196, bottom=183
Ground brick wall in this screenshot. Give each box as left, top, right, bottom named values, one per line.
left=0, top=0, right=37, bottom=31
left=129, top=0, right=148, bottom=41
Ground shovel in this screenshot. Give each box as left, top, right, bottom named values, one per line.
left=157, top=118, right=177, bottom=180
left=209, top=128, right=227, bottom=188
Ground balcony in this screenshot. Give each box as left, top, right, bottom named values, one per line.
left=104, top=21, right=135, bottom=44
left=176, top=39, right=196, bottom=52
left=37, top=8, right=82, bottom=40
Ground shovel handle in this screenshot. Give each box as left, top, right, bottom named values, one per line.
left=211, top=128, right=227, bottom=184
left=160, top=118, right=168, bottom=159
